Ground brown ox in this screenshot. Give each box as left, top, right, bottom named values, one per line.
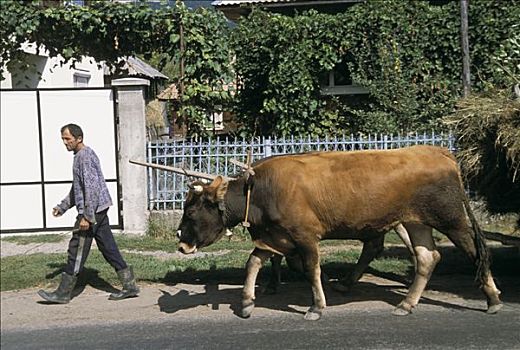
left=176, top=145, right=503, bottom=320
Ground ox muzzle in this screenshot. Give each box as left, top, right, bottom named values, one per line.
left=176, top=230, right=198, bottom=254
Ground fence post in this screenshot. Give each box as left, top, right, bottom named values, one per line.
left=265, top=137, right=272, bottom=158
left=112, top=78, right=149, bottom=234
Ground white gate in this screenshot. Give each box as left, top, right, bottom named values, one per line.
left=1, top=88, right=121, bottom=233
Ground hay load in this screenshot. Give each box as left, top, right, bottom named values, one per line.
left=444, top=89, right=520, bottom=222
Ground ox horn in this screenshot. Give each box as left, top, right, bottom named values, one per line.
left=129, top=160, right=234, bottom=182
left=187, top=183, right=204, bottom=193
left=229, top=159, right=256, bottom=176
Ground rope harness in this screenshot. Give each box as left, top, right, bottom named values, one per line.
left=241, top=150, right=255, bottom=228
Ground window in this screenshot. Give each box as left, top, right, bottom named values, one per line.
left=320, top=58, right=368, bottom=96
left=65, top=0, right=84, bottom=6
left=73, top=72, right=90, bottom=87
left=205, top=105, right=224, bottom=131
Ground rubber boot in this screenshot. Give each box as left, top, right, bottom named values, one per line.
left=109, top=266, right=139, bottom=300
left=37, top=272, right=77, bottom=304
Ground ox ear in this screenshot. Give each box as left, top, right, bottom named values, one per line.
left=207, top=175, right=228, bottom=202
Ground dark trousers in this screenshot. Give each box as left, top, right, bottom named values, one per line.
left=64, top=209, right=127, bottom=276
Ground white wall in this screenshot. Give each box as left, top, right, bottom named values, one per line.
left=0, top=89, right=120, bottom=232
left=1, top=43, right=104, bottom=89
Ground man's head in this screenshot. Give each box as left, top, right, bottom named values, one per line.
left=61, top=123, right=84, bottom=153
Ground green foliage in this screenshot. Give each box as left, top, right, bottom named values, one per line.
left=0, top=1, right=42, bottom=84
left=175, top=4, right=234, bottom=135
left=0, top=0, right=233, bottom=137
left=469, top=1, right=520, bottom=89
left=232, top=9, right=341, bottom=136
left=232, top=0, right=519, bottom=136
left=1, top=0, right=517, bottom=137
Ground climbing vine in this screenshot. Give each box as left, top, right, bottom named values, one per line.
left=1, top=0, right=517, bottom=137
left=0, top=0, right=233, bottom=136
left=232, top=0, right=519, bottom=136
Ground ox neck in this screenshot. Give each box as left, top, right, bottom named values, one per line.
left=222, top=178, right=249, bottom=228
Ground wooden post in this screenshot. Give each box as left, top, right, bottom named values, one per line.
left=177, top=0, right=186, bottom=135
left=460, top=0, right=471, bottom=97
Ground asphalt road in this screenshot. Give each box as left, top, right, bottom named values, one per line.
left=2, top=245, right=519, bottom=349
left=2, top=306, right=519, bottom=350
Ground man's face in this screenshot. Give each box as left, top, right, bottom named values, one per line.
left=61, top=128, right=82, bottom=153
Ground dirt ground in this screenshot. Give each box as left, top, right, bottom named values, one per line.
left=1, top=239, right=519, bottom=331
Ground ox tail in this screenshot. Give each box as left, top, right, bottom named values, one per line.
left=461, top=190, right=490, bottom=286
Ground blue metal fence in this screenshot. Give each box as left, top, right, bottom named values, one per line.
left=146, top=132, right=455, bottom=210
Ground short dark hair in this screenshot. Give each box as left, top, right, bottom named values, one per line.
left=61, top=124, right=83, bottom=139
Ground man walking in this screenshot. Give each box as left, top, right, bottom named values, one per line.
left=38, top=123, right=139, bottom=304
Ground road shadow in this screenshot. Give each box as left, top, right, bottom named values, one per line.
left=155, top=245, right=519, bottom=317
left=37, top=264, right=119, bottom=304
left=376, top=245, right=520, bottom=305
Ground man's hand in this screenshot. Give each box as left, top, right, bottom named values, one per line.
left=52, top=207, right=62, bottom=217
left=79, top=217, right=91, bottom=231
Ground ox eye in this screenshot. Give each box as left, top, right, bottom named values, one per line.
left=203, top=201, right=218, bottom=210
left=184, top=208, right=195, bottom=218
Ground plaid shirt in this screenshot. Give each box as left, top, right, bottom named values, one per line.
left=57, top=146, right=112, bottom=223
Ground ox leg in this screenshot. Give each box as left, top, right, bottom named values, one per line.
left=264, top=254, right=283, bottom=295
left=299, top=245, right=326, bottom=321
left=395, top=223, right=417, bottom=271
left=441, top=225, right=502, bottom=314
left=393, top=223, right=440, bottom=316
left=332, top=234, right=385, bottom=293
left=242, top=248, right=272, bottom=318
left=266, top=254, right=330, bottom=295
left=284, top=253, right=331, bottom=283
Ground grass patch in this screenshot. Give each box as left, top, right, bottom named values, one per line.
left=0, top=244, right=411, bottom=292
left=146, top=214, right=177, bottom=240
left=384, top=229, right=449, bottom=245
left=320, top=246, right=412, bottom=277
left=4, top=225, right=516, bottom=293
left=321, top=248, right=361, bottom=264
left=2, top=234, right=67, bottom=245
left=115, top=231, right=254, bottom=253
left=203, top=234, right=254, bottom=252
left=1, top=253, right=69, bottom=291
left=369, top=257, right=412, bottom=276
left=1, top=233, right=414, bottom=292
left=115, top=235, right=179, bottom=253
left=0, top=249, right=254, bottom=291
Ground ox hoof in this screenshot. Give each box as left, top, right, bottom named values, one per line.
left=241, top=302, right=255, bottom=318
left=330, top=281, right=351, bottom=293
left=304, top=307, right=322, bottom=321
left=392, top=301, right=413, bottom=316
left=487, top=303, right=503, bottom=314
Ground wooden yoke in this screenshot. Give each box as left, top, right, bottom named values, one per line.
left=129, top=159, right=234, bottom=182
left=234, top=150, right=254, bottom=228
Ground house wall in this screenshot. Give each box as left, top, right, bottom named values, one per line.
left=1, top=43, right=104, bottom=89
left=1, top=80, right=151, bottom=234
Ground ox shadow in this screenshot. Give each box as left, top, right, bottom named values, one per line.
left=154, top=244, right=520, bottom=317
left=156, top=266, right=247, bottom=315
left=37, top=263, right=119, bottom=304
left=375, top=245, right=520, bottom=306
